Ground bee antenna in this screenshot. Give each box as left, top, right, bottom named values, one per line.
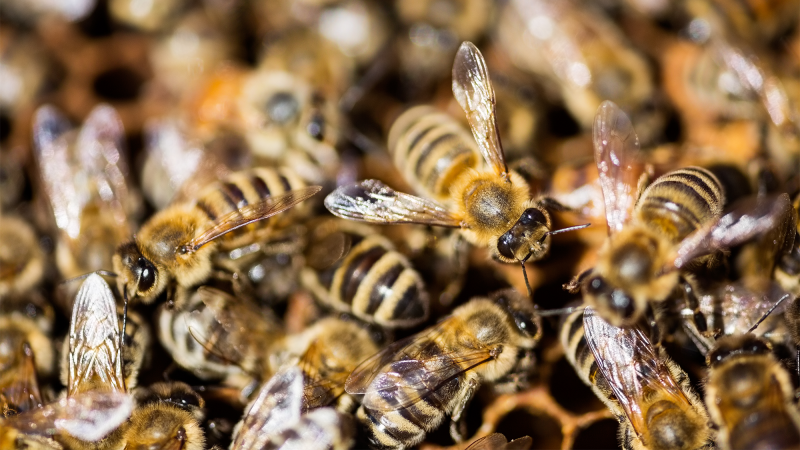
left=120, top=288, right=128, bottom=354
left=747, top=293, right=791, bottom=334
left=545, top=223, right=591, bottom=237
left=60, top=270, right=118, bottom=285
left=536, top=305, right=587, bottom=317
left=520, top=257, right=533, bottom=301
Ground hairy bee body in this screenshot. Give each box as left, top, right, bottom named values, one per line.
left=0, top=216, right=44, bottom=300
left=348, top=292, right=540, bottom=450
left=113, top=167, right=318, bottom=305
left=705, top=334, right=800, bottom=450
left=301, top=219, right=429, bottom=329
left=388, top=106, right=483, bottom=203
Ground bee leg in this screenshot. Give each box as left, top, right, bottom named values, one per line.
left=563, top=268, right=592, bottom=293
left=536, top=196, right=577, bottom=214
left=449, top=377, right=478, bottom=443
left=439, top=234, right=468, bottom=307
left=645, top=307, right=663, bottom=347
left=681, top=277, right=707, bottom=333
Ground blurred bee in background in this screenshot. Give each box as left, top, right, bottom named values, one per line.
left=570, top=101, right=792, bottom=331
left=0, top=391, right=133, bottom=448
left=464, top=433, right=533, bottom=450
left=123, top=381, right=206, bottom=450
left=109, top=0, right=189, bottom=32
left=272, top=317, right=379, bottom=413
left=230, top=366, right=355, bottom=450
left=495, top=0, right=659, bottom=143
left=0, top=216, right=44, bottom=299
left=32, top=104, right=139, bottom=293
left=327, top=42, right=589, bottom=274
left=561, top=307, right=712, bottom=450
left=159, top=286, right=284, bottom=393
left=300, top=218, right=430, bottom=329
left=704, top=334, right=800, bottom=450
left=345, top=290, right=541, bottom=448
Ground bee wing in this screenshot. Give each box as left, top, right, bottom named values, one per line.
left=670, top=193, right=794, bottom=269
left=583, top=307, right=691, bottom=438
left=67, top=274, right=125, bottom=396
left=452, top=41, right=507, bottom=176
left=231, top=366, right=305, bottom=450
left=3, top=391, right=133, bottom=442
left=345, top=321, right=497, bottom=411
left=298, top=339, right=348, bottom=411
left=592, top=101, right=645, bottom=235
left=324, top=180, right=462, bottom=227
left=75, top=104, right=133, bottom=227
left=32, top=105, right=85, bottom=240
left=1, top=342, right=43, bottom=415
left=466, top=433, right=534, bottom=450
left=185, top=186, right=322, bottom=252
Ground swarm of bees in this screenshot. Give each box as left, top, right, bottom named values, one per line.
left=3, top=0, right=800, bottom=449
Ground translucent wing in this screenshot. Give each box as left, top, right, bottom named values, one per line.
left=230, top=366, right=305, bottom=450
left=67, top=274, right=125, bottom=396
left=345, top=320, right=497, bottom=411
left=2, top=391, right=133, bottom=442
left=466, top=433, right=533, bottom=450
left=592, top=101, right=645, bottom=235
left=185, top=186, right=322, bottom=252
left=670, top=193, right=794, bottom=269
left=32, top=105, right=83, bottom=240
left=298, top=339, right=348, bottom=412
left=0, top=342, right=42, bottom=416
left=75, top=104, right=132, bottom=228
left=583, top=307, right=691, bottom=438
left=452, top=41, right=507, bottom=176
left=324, top=180, right=462, bottom=227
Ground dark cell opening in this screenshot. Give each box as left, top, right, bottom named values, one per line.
left=549, top=357, right=606, bottom=414
left=572, top=418, right=620, bottom=449
left=0, top=112, right=11, bottom=143
left=496, top=408, right=564, bottom=450
left=546, top=105, right=581, bottom=138
left=93, top=67, right=144, bottom=101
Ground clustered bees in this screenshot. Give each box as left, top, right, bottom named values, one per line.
left=2, top=1, right=800, bottom=450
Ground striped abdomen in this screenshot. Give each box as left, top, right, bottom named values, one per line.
left=193, top=167, right=308, bottom=247
left=636, top=167, right=724, bottom=243
left=388, top=106, right=481, bottom=202
left=315, top=235, right=428, bottom=329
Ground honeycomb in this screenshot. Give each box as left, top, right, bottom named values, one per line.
left=1, top=0, right=799, bottom=449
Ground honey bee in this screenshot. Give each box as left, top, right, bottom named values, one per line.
left=573, top=100, right=793, bottom=329
left=465, top=433, right=533, bottom=450
left=0, top=216, right=44, bottom=299
left=704, top=334, right=800, bottom=450
left=495, top=0, right=656, bottom=138
left=158, top=286, right=284, bottom=390
left=562, top=307, right=712, bottom=450
left=300, top=218, right=430, bottom=329
left=326, top=42, right=588, bottom=268
left=230, top=366, right=354, bottom=450
left=344, top=290, right=541, bottom=449
left=122, top=381, right=206, bottom=450
left=274, top=317, right=379, bottom=413
left=60, top=274, right=149, bottom=397
left=0, top=391, right=133, bottom=448
left=111, top=166, right=320, bottom=307
left=32, top=104, right=138, bottom=283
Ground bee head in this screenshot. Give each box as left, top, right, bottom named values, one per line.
left=496, top=207, right=551, bottom=263
left=707, top=334, right=772, bottom=367
left=582, top=275, right=643, bottom=328
left=492, top=289, right=541, bottom=341
left=113, top=242, right=158, bottom=302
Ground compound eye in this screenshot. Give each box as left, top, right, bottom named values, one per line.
left=136, top=258, right=156, bottom=293
left=497, top=231, right=515, bottom=260
left=609, top=289, right=636, bottom=320
left=168, top=391, right=204, bottom=411
left=585, top=276, right=608, bottom=296
left=519, top=208, right=547, bottom=227
left=513, top=312, right=539, bottom=338
left=708, top=347, right=734, bottom=366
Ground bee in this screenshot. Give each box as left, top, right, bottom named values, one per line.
left=300, top=218, right=430, bottom=329
left=344, top=289, right=541, bottom=449
left=60, top=274, right=149, bottom=397
left=111, top=165, right=320, bottom=307
left=495, top=0, right=655, bottom=137
left=32, top=104, right=138, bottom=283
left=704, top=334, right=800, bottom=450
left=0, top=391, right=133, bottom=448
left=326, top=42, right=588, bottom=268
left=230, top=366, right=355, bottom=450
left=465, top=433, right=533, bottom=450
left=573, top=100, right=792, bottom=329
left=562, top=307, right=712, bottom=450
left=774, top=194, right=800, bottom=295
left=158, top=286, right=284, bottom=390
left=274, top=317, right=379, bottom=413
left=122, top=381, right=206, bottom=450
left=0, top=216, right=44, bottom=299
